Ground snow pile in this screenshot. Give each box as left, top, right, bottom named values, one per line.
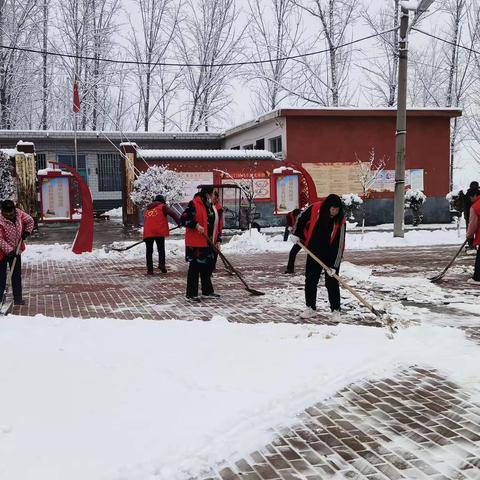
left=405, top=188, right=426, bottom=206
left=223, top=229, right=291, bottom=254
left=104, top=207, right=122, bottom=218
left=0, top=315, right=479, bottom=480
left=341, top=193, right=363, bottom=206
left=345, top=228, right=462, bottom=250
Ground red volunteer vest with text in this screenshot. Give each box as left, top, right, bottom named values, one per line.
left=303, top=201, right=345, bottom=247
left=143, top=204, right=169, bottom=239
left=185, top=196, right=219, bottom=247
left=472, top=197, right=480, bottom=247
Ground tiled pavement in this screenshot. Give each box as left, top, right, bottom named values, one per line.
left=12, top=243, right=480, bottom=479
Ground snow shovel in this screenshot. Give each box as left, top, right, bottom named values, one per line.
left=297, top=242, right=397, bottom=335
left=104, top=226, right=181, bottom=253
left=430, top=239, right=468, bottom=283
left=0, top=240, right=23, bottom=316
left=201, top=232, right=264, bottom=296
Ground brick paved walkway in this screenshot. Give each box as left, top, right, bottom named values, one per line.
left=12, top=243, right=480, bottom=479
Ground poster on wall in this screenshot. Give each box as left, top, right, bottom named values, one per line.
left=409, top=169, right=424, bottom=190
left=275, top=175, right=299, bottom=214
left=41, top=176, right=71, bottom=219
left=177, top=172, right=214, bottom=202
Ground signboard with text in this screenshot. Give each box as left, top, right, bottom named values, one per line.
left=274, top=174, right=299, bottom=214
left=40, top=176, right=71, bottom=220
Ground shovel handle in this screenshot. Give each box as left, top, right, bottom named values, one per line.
left=297, top=241, right=376, bottom=315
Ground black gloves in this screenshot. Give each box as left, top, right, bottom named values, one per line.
left=6, top=250, right=16, bottom=259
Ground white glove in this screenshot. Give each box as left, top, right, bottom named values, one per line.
left=290, top=234, right=300, bottom=244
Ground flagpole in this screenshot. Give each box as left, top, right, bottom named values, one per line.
left=74, top=111, right=78, bottom=171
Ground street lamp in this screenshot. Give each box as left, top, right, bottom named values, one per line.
left=393, top=0, right=435, bottom=238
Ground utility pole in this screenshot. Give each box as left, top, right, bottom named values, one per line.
left=393, top=0, right=435, bottom=238
left=393, top=6, right=409, bottom=238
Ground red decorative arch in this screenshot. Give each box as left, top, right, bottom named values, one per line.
left=59, top=163, right=94, bottom=254
left=281, top=161, right=319, bottom=205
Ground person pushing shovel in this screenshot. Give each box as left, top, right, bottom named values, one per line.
left=466, top=187, right=480, bottom=282
left=291, top=194, right=346, bottom=320
left=0, top=200, right=34, bottom=306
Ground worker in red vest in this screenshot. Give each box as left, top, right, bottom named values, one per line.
left=212, top=191, right=224, bottom=272
left=143, top=195, right=180, bottom=274
left=292, top=194, right=346, bottom=320
left=181, top=186, right=221, bottom=301
left=466, top=188, right=480, bottom=282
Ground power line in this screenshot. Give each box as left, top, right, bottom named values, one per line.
left=412, top=28, right=480, bottom=56
left=0, top=28, right=399, bottom=69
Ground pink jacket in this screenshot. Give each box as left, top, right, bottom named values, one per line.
left=0, top=209, right=34, bottom=261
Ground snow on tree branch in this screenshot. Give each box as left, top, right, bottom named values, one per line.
left=0, top=151, right=16, bottom=202
left=130, top=165, right=187, bottom=207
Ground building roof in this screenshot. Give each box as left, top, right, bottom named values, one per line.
left=224, top=107, right=463, bottom=137
left=136, top=149, right=276, bottom=161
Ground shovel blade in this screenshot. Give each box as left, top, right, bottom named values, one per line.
left=247, top=288, right=265, bottom=296
left=0, top=300, right=13, bottom=316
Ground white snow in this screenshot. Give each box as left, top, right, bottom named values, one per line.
left=1, top=315, right=479, bottom=480
left=20, top=226, right=467, bottom=263
left=104, top=207, right=122, bottom=218
left=272, top=166, right=300, bottom=174
left=137, top=149, right=276, bottom=161
left=37, top=167, right=71, bottom=176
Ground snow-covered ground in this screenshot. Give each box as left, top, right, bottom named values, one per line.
left=0, top=315, right=479, bottom=480
left=23, top=227, right=468, bottom=263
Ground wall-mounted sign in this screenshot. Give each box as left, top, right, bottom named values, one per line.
left=178, top=171, right=214, bottom=202
left=274, top=173, right=300, bottom=214
left=40, top=176, right=71, bottom=220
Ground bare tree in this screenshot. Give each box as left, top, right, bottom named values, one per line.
left=0, top=0, right=42, bottom=129
left=246, top=0, right=302, bottom=114
left=354, top=148, right=385, bottom=233
left=289, top=0, right=360, bottom=106
left=178, top=0, right=244, bottom=131
left=360, top=0, right=400, bottom=107
left=128, top=0, right=182, bottom=132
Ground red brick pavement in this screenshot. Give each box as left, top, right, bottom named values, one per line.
left=10, top=244, right=480, bottom=479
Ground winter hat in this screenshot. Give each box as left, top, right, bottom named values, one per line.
left=200, top=186, right=214, bottom=196
left=469, top=181, right=479, bottom=189
left=323, top=194, right=343, bottom=209
left=154, top=194, right=166, bottom=203
left=1, top=199, right=15, bottom=213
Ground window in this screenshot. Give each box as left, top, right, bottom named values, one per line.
left=57, top=153, right=88, bottom=184
left=243, top=144, right=253, bottom=150
left=255, top=139, right=265, bottom=150
left=36, top=153, right=46, bottom=170
left=269, top=136, right=282, bottom=153
left=98, top=153, right=122, bottom=192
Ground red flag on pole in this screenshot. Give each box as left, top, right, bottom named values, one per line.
left=73, top=78, right=80, bottom=113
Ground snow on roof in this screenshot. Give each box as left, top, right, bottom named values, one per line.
left=16, top=140, right=34, bottom=146
left=136, top=149, right=276, bottom=161
left=37, top=167, right=71, bottom=176
left=272, top=166, right=300, bottom=174
left=0, top=148, right=20, bottom=157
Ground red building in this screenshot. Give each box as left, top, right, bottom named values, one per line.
left=124, top=108, right=461, bottom=227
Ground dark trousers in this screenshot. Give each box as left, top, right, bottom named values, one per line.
left=305, top=255, right=340, bottom=311
left=474, top=247, right=480, bottom=281
left=0, top=255, right=22, bottom=302
left=286, top=243, right=301, bottom=272
left=145, top=237, right=165, bottom=272
left=283, top=226, right=290, bottom=241
left=212, top=251, right=219, bottom=271
left=186, top=260, right=214, bottom=297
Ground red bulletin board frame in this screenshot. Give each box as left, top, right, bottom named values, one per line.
left=272, top=168, right=301, bottom=215
left=38, top=168, right=75, bottom=223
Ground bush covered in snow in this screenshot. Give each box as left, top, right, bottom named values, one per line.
left=0, top=151, right=15, bottom=202
left=446, top=189, right=465, bottom=217
left=341, top=193, right=363, bottom=220
left=130, top=165, right=187, bottom=207
left=405, top=189, right=427, bottom=226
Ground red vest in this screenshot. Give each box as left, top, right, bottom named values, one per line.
left=472, top=197, right=480, bottom=247
left=185, top=196, right=219, bottom=247
left=143, top=204, right=169, bottom=239
left=303, top=201, right=345, bottom=247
